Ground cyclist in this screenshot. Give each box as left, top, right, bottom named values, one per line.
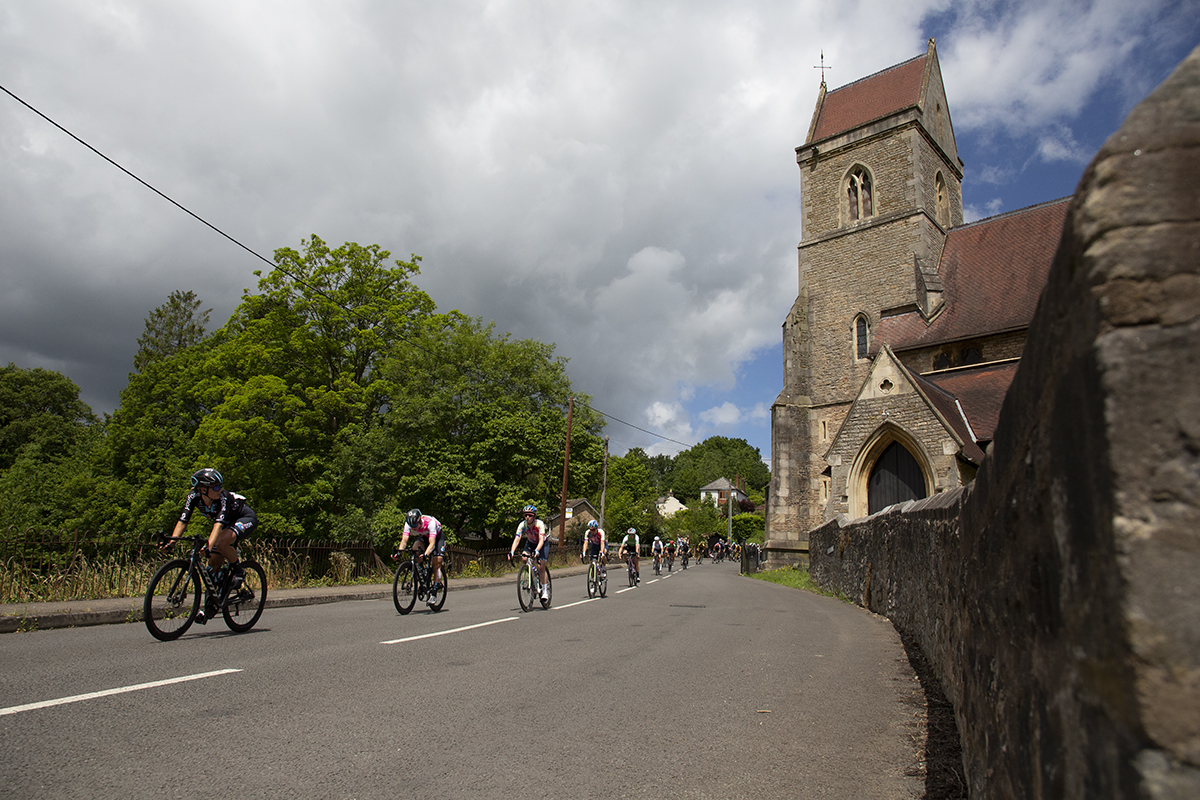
left=650, top=535, right=665, bottom=574
left=664, top=536, right=677, bottom=571
left=678, top=535, right=690, bottom=566
left=165, top=468, right=256, bottom=624
left=393, top=509, right=447, bottom=597
left=508, top=505, right=550, bottom=600
left=618, top=527, right=640, bottom=584
left=581, top=520, right=607, bottom=566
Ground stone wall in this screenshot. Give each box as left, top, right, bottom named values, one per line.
left=808, top=45, right=1200, bottom=799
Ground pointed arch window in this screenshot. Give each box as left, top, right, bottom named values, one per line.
left=846, top=166, right=874, bottom=222
left=855, top=315, right=869, bottom=360
left=935, top=172, right=949, bottom=229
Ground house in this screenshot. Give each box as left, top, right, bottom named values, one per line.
left=699, top=478, right=747, bottom=509
left=655, top=491, right=688, bottom=518
left=545, top=498, right=601, bottom=543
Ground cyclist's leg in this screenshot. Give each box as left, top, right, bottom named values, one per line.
left=431, top=533, right=446, bottom=587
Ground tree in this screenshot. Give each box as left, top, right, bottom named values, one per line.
left=380, top=311, right=603, bottom=538
left=133, top=290, right=211, bottom=372
left=0, top=364, right=97, bottom=471
left=669, top=436, right=770, bottom=503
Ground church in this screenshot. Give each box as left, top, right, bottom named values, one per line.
left=764, top=39, right=1070, bottom=563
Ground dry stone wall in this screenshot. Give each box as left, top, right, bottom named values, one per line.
left=808, top=45, right=1200, bottom=799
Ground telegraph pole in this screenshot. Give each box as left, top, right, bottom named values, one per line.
left=557, top=397, right=574, bottom=552
left=599, top=436, right=609, bottom=528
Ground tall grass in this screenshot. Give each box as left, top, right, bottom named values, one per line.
left=0, top=542, right=580, bottom=604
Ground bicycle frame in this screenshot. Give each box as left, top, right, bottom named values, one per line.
left=144, top=532, right=266, bottom=640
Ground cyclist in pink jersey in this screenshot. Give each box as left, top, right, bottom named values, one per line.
left=393, top=509, right=447, bottom=593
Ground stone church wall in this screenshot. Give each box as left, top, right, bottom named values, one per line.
left=807, top=46, right=1200, bottom=799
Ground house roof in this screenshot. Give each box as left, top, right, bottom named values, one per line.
left=808, top=53, right=927, bottom=143
left=921, top=362, right=1019, bottom=443
left=875, top=198, right=1070, bottom=352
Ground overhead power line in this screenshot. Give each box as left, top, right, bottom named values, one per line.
left=1, top=81, right=696, bottom=452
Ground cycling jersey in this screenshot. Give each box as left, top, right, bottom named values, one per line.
left=586, top=527, right=604, bottom=546
left=179, top=489, right=252, bottom=527
left=651, top=540, right=664, bottom=553
left=517, top=518, right=548, bottom=544
left=404, top=514, right=446, bottom=552
left=620, top=534, right=639, bottom=553
left=403, top=514, right=442, bottom=539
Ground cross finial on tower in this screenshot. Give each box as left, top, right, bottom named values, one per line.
left=813, top=50, right=831, bottom=85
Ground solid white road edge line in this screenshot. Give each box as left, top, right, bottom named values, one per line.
left=381, top=616, right=519, bottom=645
left=0, top=669, right=243, bottom=716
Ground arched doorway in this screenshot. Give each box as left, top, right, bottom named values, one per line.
left=867, top=440, right=927, bottom=514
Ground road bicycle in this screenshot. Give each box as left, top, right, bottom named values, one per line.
left=392, top=549, right=448, bottom=614
left=652, top=553, right=662, bottom=576
left=515, top=551, right=552, bottom=611
left=584, top=555, right=608, bottom=599
left=681, top=549, right=689, bottom=569
left=624, top=552, right=639, bottom=587
left=666, top=552, right=674, bottom=572
left=144, top=533, right=267, bottom=641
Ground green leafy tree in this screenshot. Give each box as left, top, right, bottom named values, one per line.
left=133, top=290, right=211, bottom=372
left=191, top=235, right=433, bottom=537
left=0, top=365, right=112, bottom=530
left=669, top=436, right=770, bottom=503
left=731, top=512, right=765, bottom=543
left=381, top=311, right=603, bottom=539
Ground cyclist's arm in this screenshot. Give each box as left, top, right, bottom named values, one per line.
left=509, top=522, right=525, bottom=556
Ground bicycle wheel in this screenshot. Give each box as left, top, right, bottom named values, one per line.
left=144, top=559, right=200, bottom=641
left=627, top=561, right=636, bottom=587
left=427, top=564, right=448, bottom=612
left=393, top=561, right=417, bottom=615
left=539, top=568, right=553, bottom=609
left=587, top=562, right=598, bottom=599
left=517, top=562, right=536, bottom=612
left=598, top=564, right=608, bottom=598
left=223, top=560, right=267, bottom=633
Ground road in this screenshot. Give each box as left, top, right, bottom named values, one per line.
left=0, top=562, right=924, bottom=799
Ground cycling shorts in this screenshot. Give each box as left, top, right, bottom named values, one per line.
left=413, top=532, right=447, bottom=554
left=521, top=540, right=548, bottom=562
left=585, top=542, right=603, bottom=559
left=226, top=511, right=257, bottom=545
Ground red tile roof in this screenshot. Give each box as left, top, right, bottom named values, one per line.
left=921, top=361, right=1020, bottom=443
left=876, top=198, right=1070, bottom=350
left=810, top=54, right=927, bottom=143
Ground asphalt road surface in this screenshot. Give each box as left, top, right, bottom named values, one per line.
left=0, top=562, right=924, bottom=799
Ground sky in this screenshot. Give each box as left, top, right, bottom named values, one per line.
left=1, top=1, right=1197, bottom=464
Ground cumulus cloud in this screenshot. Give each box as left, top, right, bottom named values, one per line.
left=0, top=0, right=1193, bottom=458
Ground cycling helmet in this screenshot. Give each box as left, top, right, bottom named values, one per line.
left=587, top=520, right=599, bottom=529
left=406, top=509, right=422, bottom=528
left=191, top=468, right=222, bottom=489
left=627, top=527, right=636, bottom=535
left=654, top=536, right=661, bottom=541
left=522, top=504, right=537, bottom=515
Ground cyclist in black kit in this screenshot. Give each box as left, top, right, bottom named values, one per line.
left=164, top=468, right=257, bottom=623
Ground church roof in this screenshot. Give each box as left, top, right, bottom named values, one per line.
left=921, top=361, right=1020, bottom=444
left=808, top=53, right=927, bottom=143
left=909, top=371, right=987, bottom=463
left=875, top=198, right=1071, bottom=351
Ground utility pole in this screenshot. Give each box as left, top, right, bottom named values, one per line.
left=599, top=436, right=609, bottom=529
left=557, top=397, right=574, bottom=553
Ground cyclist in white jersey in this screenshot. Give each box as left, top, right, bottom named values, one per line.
left=618, top=528, right=640, bottom=584
left=508, top=504, right=551, bottom=599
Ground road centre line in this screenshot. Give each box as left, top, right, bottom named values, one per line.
left=0, top=669, right=243, bottom=716
left=381, top=616, right=518, bottom=645
left=552, top=597, right=599, bottom=610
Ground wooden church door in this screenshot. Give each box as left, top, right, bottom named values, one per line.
left=867, top=441, right=927, bottom=514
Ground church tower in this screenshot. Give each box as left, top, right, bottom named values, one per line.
left=766, top=39, right=964, bottom=561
